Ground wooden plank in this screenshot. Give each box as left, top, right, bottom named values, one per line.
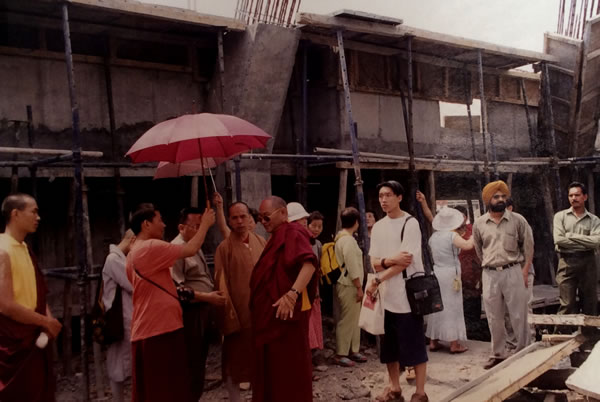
left=301, top=32, right=542, bottom=81
left=566, top=341, right=600, bottom=399
left=0, top=147, right=103, bottom=157
left=439, top=342, right=543, bottom=402
left=0, top=46, right=198, bottom=75
left=65, top=0, right=246, bottom=31
left=298, top=13, right=559, bottom=65
left=541, top=334, right=578, bottom=343
left=2, top=11, right=217, bottom=48
left=546, top=63, right=575, bottom=76
left=330, top=9, right=403, bottom=26
left=529, top=314, right=600, bottom=327
left=449, top=338, right=583, bottom=402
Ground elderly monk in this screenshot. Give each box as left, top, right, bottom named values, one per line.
left=250, top=196, right=318, bottom=402
left=215, top=202, right=266, bottom=402
left=472, top=181, right=533, bottom=370
left=0, top=193, right=62, bottom=402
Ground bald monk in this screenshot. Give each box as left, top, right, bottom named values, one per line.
left=250, top=196, right=318, bottom=402
left=0, top=193, right=62, bottom=401
left=215, top=202, right=266, bottom=402
left=472, top=181, right=534, bottom=370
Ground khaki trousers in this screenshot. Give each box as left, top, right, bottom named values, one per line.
left=482, top=266, right=530, bottom=359
left=335, top=283, right=361, bottom=356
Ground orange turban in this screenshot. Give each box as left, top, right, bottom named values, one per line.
left=482, top=180, right=510, bottom=205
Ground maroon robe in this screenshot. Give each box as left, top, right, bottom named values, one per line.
left=250, top=222, right=318, bottom=402
left=0, top=248, right=55, bottom=402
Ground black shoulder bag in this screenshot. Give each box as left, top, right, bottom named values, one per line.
left=91, top=280, right=124, bottom=345
left=400, top=215, right=444, bottom=316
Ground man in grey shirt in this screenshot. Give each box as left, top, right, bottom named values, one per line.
left=553, top=181, right=600, bottom=317
left=171, top=206, right=225, bottom=400
left=473, top=181, right=534, bottom=370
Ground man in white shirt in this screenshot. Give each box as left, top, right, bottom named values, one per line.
left=366, top=181, right=429, bottom=402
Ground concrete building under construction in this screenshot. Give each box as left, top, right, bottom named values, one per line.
left=2, top=1, right=600, bottom=396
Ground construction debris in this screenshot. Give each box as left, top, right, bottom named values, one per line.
left=566, top=341, right=600, bottom=400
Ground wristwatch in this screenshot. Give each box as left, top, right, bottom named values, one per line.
left=381, top=258, right=389, bottom=269
left=374, top=276, right=382, bottom=285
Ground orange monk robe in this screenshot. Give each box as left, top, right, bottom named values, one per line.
left=214, top=232, right=266, bottom=383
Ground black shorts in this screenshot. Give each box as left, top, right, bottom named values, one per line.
left=380, top=310, right=428, bottom=367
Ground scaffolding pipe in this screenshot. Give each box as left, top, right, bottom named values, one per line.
left=463, top=70, right=485, bottom=214
left=477, top=49, right=495, bottom=181
left=405, top=36, right=418, bottom=214
left=0, top=147, right=103, bottom=157
left=61, top=3, right=90, bottom=400
left=336, top=30, right=372, bottom=273
left=300, top=42, right=308, bottom=206
left=542, top=62, right=563, bottom=209
left=520, top=78, right=537, bottom=156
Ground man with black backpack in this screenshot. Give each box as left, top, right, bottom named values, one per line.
left=366, top=181, right=429, bottom=402
left=101, top=229, right=135, bottom=402
left=333, top=207, right=366, bottom=367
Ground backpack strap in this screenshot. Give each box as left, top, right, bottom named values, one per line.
left=401, top=216, right=415, bottom=279
left=134, top=265, right=179, bottom=302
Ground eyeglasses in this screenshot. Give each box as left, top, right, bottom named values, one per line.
left=257, top=208, right=282, bottom=223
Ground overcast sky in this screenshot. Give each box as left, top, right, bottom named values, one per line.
left=142, top=0, right=559, bottom=52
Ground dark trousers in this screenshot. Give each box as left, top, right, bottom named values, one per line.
left=131, top=329, right=193, bottom=402
left=556, top=252, right=598, bottom=316
left=182, top=302, right=212, bottom=400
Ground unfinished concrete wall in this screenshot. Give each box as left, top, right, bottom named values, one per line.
left=487, top=101, right=537, bottom=158
left=208, top=23, right=300, bottom=208
left=0, top=55, right=204, bottom=159
left=303, top=91, right=537, bottom=159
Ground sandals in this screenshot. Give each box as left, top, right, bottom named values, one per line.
left=333, top=356, right=355, bottom=367
left=429, top=343, right=443, bottom=352
left=405, top=367, right=416, bottom=381
left=349, top=352, right=368, bottom=363
left=376, top=387, right=404, bottom=402
left=450, top=345, right=469, bottom=354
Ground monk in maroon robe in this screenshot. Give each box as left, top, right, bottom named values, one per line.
left=0, top=194, right=61, bottom=402
left=250, top=196, right=318, bottom=402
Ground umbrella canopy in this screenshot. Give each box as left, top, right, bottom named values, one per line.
left=153, top=157, right=227, bottom=179
left=126, top=113, right=271, bottom=163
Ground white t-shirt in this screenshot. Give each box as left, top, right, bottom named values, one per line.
left=369, top=213, right=424, bottom=313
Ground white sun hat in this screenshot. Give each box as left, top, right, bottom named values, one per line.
left=432, top=206, right=465, bottom=231
left=287, top=202, right=309, bottom=222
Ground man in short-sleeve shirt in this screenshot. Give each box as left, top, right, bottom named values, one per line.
left=126, top=203, right=215, bottom=402
left=472, top=181, right=533, bottom=370
left=366, top=181, right=429, bottom=402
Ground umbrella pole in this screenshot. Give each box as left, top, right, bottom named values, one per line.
left=197, top=139, right=211, bottom=209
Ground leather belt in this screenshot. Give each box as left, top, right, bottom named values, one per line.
left=558, top=250, right=595, bottom=257
left=482, top=262, right=520, bottom=271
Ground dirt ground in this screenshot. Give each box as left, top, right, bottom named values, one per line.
left=200, top=338, right=491, bottom=402
left=57, top=337, right=492, bottom=401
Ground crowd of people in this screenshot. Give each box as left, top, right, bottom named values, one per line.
left=0, top=177, right=598, bottom=402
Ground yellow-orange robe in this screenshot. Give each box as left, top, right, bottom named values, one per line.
left=214, top=232, right=266, bottom=383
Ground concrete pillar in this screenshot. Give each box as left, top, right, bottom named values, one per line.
left=207, top=23, right=300, bottom=206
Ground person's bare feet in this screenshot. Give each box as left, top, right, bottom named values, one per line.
left=429, top=340, right=443, bottom=352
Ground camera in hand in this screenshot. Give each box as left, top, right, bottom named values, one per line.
left=176, top=285, right=195, bottom=304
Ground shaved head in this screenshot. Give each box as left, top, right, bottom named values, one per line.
left=266, top=196, right=286, bottom=209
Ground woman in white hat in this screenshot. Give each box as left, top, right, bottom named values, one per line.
left=287, top=202, right=325, bottom=361
left=426, top=207, right=474, bottom=354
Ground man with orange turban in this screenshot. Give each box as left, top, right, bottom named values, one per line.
left=472, top=181, right=534, bottom=370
